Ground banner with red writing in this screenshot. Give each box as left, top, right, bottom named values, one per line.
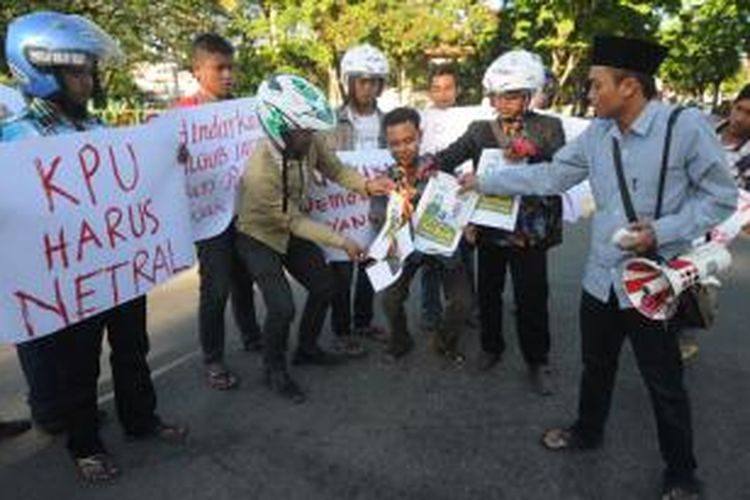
left=0, top=118, right=195, bottom=344
left=305, top=150, right=393, bottom=261
left=167, top=97, right=265, bottom=241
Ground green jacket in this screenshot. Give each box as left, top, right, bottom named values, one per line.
left=236, top=133, right=368, bottom=254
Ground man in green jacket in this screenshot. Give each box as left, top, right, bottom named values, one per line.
left=235, top=74, right=394, bottom=403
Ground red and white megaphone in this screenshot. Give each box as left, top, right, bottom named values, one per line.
left=623, top=242, right=731, bottom=320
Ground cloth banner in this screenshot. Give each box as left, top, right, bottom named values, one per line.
left=421, top=106, right=494, bottom=175
left=0, top=119, right=195, bottom=343
left=166, top=97, right=265, bottom=241
left=305, top=149, right=393, bottom=261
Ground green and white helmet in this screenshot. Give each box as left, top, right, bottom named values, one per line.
left=256, top=74, right=336, bottom=150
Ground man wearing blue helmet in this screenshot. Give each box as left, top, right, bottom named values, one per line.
left=2, top=11, right=187, bottom=484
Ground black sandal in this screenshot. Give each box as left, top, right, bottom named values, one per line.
left=152, top=422, right=189, bottom=444
left=541, top=427, right=600, bottom=451
left=206, top=365, right=239, bottom=391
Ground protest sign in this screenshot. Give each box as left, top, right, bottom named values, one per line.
left=0, top=119, right=195, bottom=343
left=470, top=148, right=520, bottom=231
left=305, top=149, right=393, bottom=261
left=412, top=172, right=478, bottom=256
left=168, top=97, right=265, bottom=241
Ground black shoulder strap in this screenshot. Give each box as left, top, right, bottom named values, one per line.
left=655, top=106, right=685, bottom=219
left=612, top=137, right=637, bottom=223
left=611, top=106, right=685, bottom=224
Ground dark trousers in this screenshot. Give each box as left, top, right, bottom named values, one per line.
left=382, top=253, right=471, bottom=351
left=235, top=234, right=338, bottom=369
left=16, top=335, right=63, bottom=426
left=196, top=222, right=260, bottom=364
left=574, top=291, right=697, bottom=480
left=56, top=297, right=160, bottom=458
left=421, top=240, right=476, bottom=328
left=477, top=242, right=550, bottom=366
left=329, top=261, right=376, bottom=337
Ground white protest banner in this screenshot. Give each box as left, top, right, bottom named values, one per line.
left=366, top=190, right=415, bottom=292
left=305, top=149, right=393, bottom=261
left=470, top=148, right=521, bottom=231
left=412, top=172, right=478, bottom=256
left=0, top=83, right=25, bottom=117
left=561, top=180, right=596, bottom=223
left=0, top=119, right=195, bottom=344
left=421, top=106, right=494, bottom=175
left=168, top=97, right=265, bottom=241
left=707, top=189, right=750, bottom=245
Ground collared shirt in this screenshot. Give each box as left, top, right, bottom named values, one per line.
left=0, top=98, right=103, bottom=141
left=478, top=100, right=738, bottom=308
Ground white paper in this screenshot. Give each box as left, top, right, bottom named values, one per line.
left=365, top=191, right=415, bottom=292
left=470, top=148, right=521, bottom=230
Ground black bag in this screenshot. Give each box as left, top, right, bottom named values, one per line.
left=612, top=106, right=717, bottom=329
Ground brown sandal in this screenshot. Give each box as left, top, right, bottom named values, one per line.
left=75, top=453, right=120, bottom=484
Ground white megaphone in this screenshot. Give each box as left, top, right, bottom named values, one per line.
left=623, top=242, right=732, bottom=320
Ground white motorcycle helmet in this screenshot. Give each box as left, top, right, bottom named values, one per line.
left=340, top=44, right=389, bottom=96
left=255, top=74, right=336, bottom=150
left=483, top=49, right=545, bottom=96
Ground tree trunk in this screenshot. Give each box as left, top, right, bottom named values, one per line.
left=327, top=65, right=342, bottom=106
left=711, top=80, right=722, bottom=111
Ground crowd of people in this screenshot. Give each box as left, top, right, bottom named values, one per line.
left=1, top=9, right=749, bottom=500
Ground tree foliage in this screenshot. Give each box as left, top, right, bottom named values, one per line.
left=1, top=0, right=748, bottom=108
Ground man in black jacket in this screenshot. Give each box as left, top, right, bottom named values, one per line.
left=436, top=50, right=565, bottom=395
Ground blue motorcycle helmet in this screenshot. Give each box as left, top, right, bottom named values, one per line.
left=5, top=11, right=123, bottom=99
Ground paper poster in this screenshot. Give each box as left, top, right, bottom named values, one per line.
left=470, top=148, right=521, bottom=231
left=412, top=172, right=478, bottom=256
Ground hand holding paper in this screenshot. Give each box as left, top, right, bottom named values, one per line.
left=366, top=175, right=396, bottom=196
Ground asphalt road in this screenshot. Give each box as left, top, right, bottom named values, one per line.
left=0, top=221, right=748, bottom=500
